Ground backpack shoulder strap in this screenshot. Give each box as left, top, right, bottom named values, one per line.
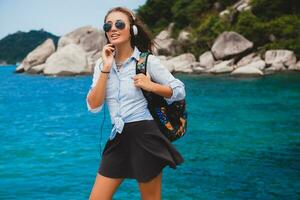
left=136, top=52, right=151, bottom=75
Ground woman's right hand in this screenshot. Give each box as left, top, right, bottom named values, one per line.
left=101, top=44, right=115, bottom=71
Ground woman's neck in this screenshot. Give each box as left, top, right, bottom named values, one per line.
left=114, top=44, right=134, bottom=63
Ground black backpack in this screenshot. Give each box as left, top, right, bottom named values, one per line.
left=135, top=52, right=188, bottom=142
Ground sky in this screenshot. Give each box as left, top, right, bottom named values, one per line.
left=0, top=0, right=147, bottom=39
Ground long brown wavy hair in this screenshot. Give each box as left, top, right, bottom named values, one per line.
left=103, top=7, right=154, bottom=53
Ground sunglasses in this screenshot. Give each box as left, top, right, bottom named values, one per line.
left=103, top=20, right=126, bottom=32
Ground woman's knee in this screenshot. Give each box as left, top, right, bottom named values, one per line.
left=89, top=173, right=124, bottom=200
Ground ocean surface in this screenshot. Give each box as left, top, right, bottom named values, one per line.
left=0, top=66, right=299, bottom=200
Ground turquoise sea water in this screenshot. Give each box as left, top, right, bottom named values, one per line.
left=0, top=66, right=299, bottom=200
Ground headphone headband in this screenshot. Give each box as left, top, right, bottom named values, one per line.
left=130, top=12, right=136, bottom=21
left=123, top=8, right=136, bottom=21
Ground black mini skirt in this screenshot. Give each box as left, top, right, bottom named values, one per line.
left=98, top=119, right=184, bottom=183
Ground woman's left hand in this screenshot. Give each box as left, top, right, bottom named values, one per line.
left=133, top=73, right=154, bottom=92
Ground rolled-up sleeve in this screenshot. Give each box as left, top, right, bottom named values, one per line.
left=147, top=55, right=186, bottom=104
left=86, top=59, right=104, bottom=113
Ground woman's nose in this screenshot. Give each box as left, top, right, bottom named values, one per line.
left=111, top=23, right=118, bottom=31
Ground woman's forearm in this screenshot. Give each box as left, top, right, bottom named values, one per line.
left=150, top=82, right=173, bottom=98
left=87, top=72, right=109, bottom=109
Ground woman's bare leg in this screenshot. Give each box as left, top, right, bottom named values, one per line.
left=89, top=173, right=124, bottom=200
left=138, top=172, right=162, bottom=200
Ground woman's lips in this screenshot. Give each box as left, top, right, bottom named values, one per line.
left=111, top=34, right=120, bottom=39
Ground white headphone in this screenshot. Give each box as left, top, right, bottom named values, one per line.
left=132, top=25, right=138, bottom=36
left=127, top=9, right=138, bottom=36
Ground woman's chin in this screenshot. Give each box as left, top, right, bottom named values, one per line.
left=110, top=39, right=128, bottom=46
left=110, top=37, right=121, bottom=43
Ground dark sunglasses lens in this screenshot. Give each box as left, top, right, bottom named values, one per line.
left=115, top=20, right=125, bottom=29
left=103, top=23, right=112, bottom=32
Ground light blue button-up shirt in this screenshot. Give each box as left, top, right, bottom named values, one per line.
left=86, top=46, right=186, bottom=140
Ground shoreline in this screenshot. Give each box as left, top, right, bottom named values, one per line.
left=2, top=64, right=300, bottom=79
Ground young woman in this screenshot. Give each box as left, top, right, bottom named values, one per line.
left=86, top=7, right=186, bottom=200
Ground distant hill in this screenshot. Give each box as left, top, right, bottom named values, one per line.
left=0, top=29, right=59, bottom=64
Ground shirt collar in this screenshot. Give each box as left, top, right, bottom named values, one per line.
left=131, top=46, right=140, bottom=61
